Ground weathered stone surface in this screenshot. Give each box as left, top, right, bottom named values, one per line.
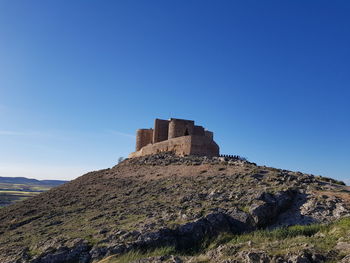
left=341, top=254, right=350, bottom=263
left=130, top=118, right=219, bottom=158
left=31, top=239, right=91, bottom=263
left=335, top=241, right=350, bottom=254
left=249, top=190, right=296, bottom=227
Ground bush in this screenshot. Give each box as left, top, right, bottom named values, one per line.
left=316, top=176, right=346, bottom=186
left=224, top=223, right=324, bottom=246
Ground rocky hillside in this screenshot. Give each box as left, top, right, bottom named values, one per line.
left=0, top=153, right=349, bottom=263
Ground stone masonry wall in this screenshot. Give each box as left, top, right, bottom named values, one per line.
left=130, top=135, right=219, bottom=158
left=130, top=136, right=192, bottom=157
left=189, top=135, right=219, bottom=156
left=136, top=129, right=153, bottom=151
left=194, top=125, right=205, bottom=136
left=168, top=119, right=195, bottom=139
left=205, top=130, right=214, bottom=140
left=153, top=119, right=169, bottom=143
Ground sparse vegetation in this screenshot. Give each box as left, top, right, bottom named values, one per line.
left=0, top=183, right=53, bottom=207
left=211, top=223, right=325, bottom=249
left=0, top=154, right=348, bottom=262
left=100, top=218, right=350, bottom=262
left=316, top=176, right=346, bottom=186
left=101, top=246, right=176, bottom=263
left=237, top=156, right=248, bottom=162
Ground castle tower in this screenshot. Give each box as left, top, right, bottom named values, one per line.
left=136, top=129, right=153, bottom=151
left=153, top=119, right=169, bottom=143
left=168, top=118, right=195, bottom=139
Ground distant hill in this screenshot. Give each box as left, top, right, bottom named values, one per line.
left=0, top=176, right=67, bottom=186
left=0, top=176, right=68, bottom=208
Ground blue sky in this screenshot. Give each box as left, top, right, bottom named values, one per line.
left=0, top=1, right=349, bottom=183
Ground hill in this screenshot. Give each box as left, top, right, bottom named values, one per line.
left=0, top=177, right=68, bottom=207
left=0, top=176, right=67, bottom=186
left=0, top=153, right=349, bottom=263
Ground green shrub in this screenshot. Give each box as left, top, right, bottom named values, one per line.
left=268, top=224, right=324, bottom=239
left=224, top=223, right=325, bottom=246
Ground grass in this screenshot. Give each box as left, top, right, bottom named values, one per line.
left=118, top=214, right=148, bottom=231
left=238, top=205, right=250, bottom=213
left=96, top=219, right=350, bottom=262
left=0, top=192, right=41, bottom=208
left=0, top=183, right=49, bottom=191
left=206, top=217, right=350, bottom=258
left=227, top=224, right=323, bottom=245
left=315, top=176, right=346, bottom=186
left=105, top=217, right=350, bottom=262
left=99, top=246, right=176, bottom=263
left=0, top=183, right=55, bottom=207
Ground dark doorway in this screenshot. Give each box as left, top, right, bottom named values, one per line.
left=184, top=128, right=189, bottom=136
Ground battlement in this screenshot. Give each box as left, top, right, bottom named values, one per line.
left=129, top=118, right=219, bottom=158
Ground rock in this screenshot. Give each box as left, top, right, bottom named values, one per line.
left=126, top=152, right=253, bottom=167
left=89, top=246, right=108, bottom=261
left=31, top=239, right=91, bottom=263
left=237, top=250, right=270, bottom=263
left=250, top=200, right=277, bottom=227
left=300, top=195, right=350, bottom=223
left=98, top=228, right=108, bottom=235
left=336, top=241, right=350, bottom=254
left=250, top=190, right=295, bottom=227
left=285, top=250, right=326, bottom=263
left=227, top=208, right=254, bottom=232
left=169, top=255, right=182, bottom=263
left=176, top=212, right=233, bottom=249
left=341, top=254, right=350, bottom=263
left=245, top=252, right=270, bottom=263
left=206, top=244, right=241, bottom=259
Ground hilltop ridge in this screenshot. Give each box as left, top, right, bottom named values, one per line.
left=0, top=153, right=349, bottom=263
left=0, top=176, right=67, bottom=186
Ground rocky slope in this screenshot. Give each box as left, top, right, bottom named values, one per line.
left=0, top=153, right=349, bottom=263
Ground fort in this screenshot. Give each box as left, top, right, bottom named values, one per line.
left=129, top=118, right=220, bottom=158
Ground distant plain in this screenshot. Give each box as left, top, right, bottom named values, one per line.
left=0, top=177, right=67, bottom=207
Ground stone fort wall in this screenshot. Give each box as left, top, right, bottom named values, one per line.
left=129, top=135, right=219, bottom=158
left=131, top=118, right=219, bottom=158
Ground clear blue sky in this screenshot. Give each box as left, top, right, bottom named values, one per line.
left=0, top=1, right=349, bottom=183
